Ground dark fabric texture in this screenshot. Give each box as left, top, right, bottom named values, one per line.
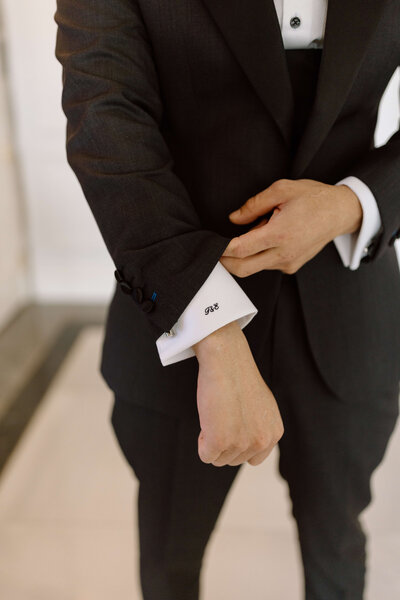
left=110, top=273, right=399, bottom=600
left=285, top=48, right=323, bottom=155
left=54, top=0, right=400, bottom=416
left=110, top=399, right=239, bottom=600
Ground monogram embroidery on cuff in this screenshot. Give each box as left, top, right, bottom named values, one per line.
left=205, top=302, right=219, bottom=315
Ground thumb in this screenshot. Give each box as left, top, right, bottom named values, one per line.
left=229, top=189, right=279, bottom=224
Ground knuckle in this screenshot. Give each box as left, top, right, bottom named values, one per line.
left=252, top=433, right=269, bottom=452
left=218, top=439, right=230, bottom=453
left=235, top=436, right=249, bottom=453
left=228, top=240, right=239, bottom=258
left=234, top=239, right=245, bottom=259
left=280, top=252, right=298, bottom=274
left=272, top=428, right=284, bottom=446
left=252, top=439, right=266, bottom=453
left=212, top=434, right=227, bottom=452
left=271, top=179, right=287, bottom=193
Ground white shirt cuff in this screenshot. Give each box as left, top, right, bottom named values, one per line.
left=333, top=176, right=382, bottom=270
left=156, top=261, right=258, bottom=366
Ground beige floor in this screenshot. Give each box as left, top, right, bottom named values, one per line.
left=0, top=327, right=399, bottom=600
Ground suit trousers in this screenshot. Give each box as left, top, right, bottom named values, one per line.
left=110, top=273, right=399, bottom=600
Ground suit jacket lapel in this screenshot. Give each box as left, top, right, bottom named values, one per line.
left=201, top=0, right=389, bottom=178
left=201, top=0, right=294, bottom=147
left=291, top=0, right=390, bottom=177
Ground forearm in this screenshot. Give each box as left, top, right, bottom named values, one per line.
left=54, top=0, right=232, bottom=339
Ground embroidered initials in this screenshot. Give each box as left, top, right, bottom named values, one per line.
left=205, top=303, right=219, bottom=315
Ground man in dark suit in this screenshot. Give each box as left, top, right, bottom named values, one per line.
left=55, top=0, right=400, bottom=598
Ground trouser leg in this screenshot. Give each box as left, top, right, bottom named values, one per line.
left=110, top=396, right=241, bottom=600
left=270, top=274, right=399, bottom=600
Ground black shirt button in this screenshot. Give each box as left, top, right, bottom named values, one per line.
left=290, top=16, right=301, bottom=29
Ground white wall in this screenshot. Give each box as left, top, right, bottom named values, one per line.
left=1, top=0, right=399, bottom=304
left=2, top=0, right=114, bottom=304
left=0, top=34, right=28, bottom=329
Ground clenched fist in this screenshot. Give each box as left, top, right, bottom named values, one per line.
left=193, top=320, right=284, bottom=467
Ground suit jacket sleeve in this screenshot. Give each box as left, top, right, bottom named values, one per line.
left=343, top=70, right=400, bottom=261
left=54, top=0, right=232, bottom=342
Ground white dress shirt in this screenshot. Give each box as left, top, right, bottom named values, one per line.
left=156, top=0, right=382, bottom=366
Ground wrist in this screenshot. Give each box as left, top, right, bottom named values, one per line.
left=334, top=184, right=363, bottom=236
left=193, top=320, right=246, bottom=361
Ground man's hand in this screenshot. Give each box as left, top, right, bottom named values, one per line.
left=193, top=321, right=284, bottom=467
left=219, top=178, right=363, bottom=277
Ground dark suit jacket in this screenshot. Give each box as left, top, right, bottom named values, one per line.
left=54, top=0, right=400, bottom=417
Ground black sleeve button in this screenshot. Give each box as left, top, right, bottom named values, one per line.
left=120, top=281, right=134, bottom=294
left=114, top=268, right=125, bottom=284
left=141, top=299, right=155, bottom=313
left=114, top=268, right=135, bottom=295
left=114, top=268, right=157, bottom=311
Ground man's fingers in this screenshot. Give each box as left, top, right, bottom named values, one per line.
left=228, top=179, right=293, bottom=225
left=211, top=447, right=244, bottom=467
left=220, top=247, right=284, bottom=277
left=222, top=221, right=277, bottom=258
left=229, top=191, right=280, bottom=225
left=212, top=441, right=275, bottom=467
left=224, top=447, right=264, bottom=466
left=247, top=446, right=275, bottom=466
left=199, top=433, right=265, bottom=467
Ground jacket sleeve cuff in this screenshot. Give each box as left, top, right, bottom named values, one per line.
left=155, top=261, right=258, bottom=366
left=333, top=176, right=382, bottom=270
